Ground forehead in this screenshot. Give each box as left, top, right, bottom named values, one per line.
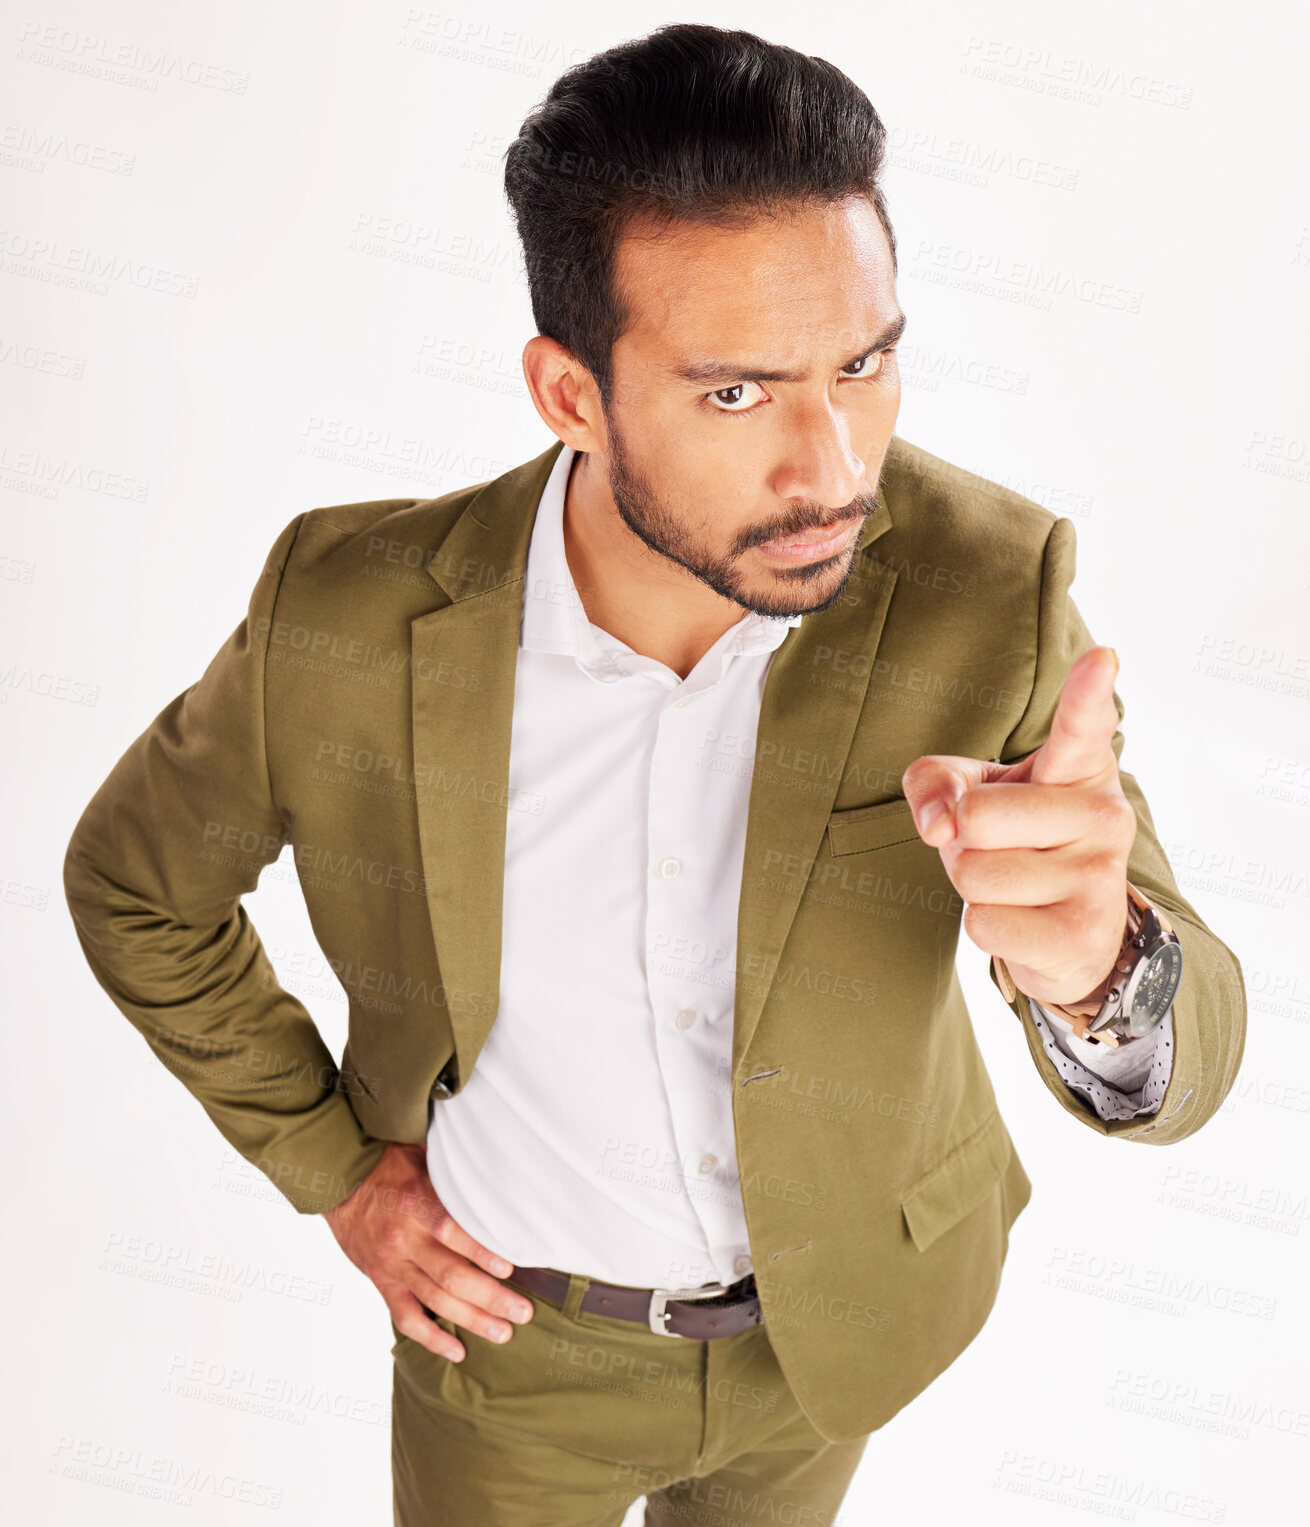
left=611, top=196, right=897, bottom=362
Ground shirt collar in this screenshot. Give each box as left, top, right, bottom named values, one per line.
left=521, top=443, right=801, bottom=685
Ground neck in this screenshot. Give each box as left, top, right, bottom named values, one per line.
left=561, top=449, right=748, bottom=681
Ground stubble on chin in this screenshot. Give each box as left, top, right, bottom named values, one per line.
left=604, top=438, right=870, bottom=619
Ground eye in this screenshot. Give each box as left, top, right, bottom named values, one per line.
left=701, top=351, right=893, bottom=419
left=706, top=380, right=767, bottom=414
left=839, top=351, right=889, bottom=380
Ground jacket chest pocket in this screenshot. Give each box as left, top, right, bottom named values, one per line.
left=814, top=794, right=959, bottom=939
left=827, top=797, right=920, bottom=857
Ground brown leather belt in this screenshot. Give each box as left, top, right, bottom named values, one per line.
left=505, top=1265, right=762, bottom=1339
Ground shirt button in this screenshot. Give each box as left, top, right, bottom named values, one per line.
left=674, top=1009, right=696, bottom=1030
left=698, top=1154, right=718, bottom=1174
left=733, top=1254, right=752, bottom=1276
left=674, top=695, right=692, bottom=708
left=657, top=857, right=682, bottom=879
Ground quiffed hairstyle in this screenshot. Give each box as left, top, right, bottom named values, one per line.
left=502, top=22, right=896, bottom=404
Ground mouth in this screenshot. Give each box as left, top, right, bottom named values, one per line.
left=757, top=519, right=862, bottom=564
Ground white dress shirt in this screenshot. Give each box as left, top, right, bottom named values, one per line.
left=424, top=444, right=1174, bottom=1290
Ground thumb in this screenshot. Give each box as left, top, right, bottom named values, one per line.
left=1031, top=645, right=1121, bottom=787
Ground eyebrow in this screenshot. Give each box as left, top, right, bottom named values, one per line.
left=670, top=311, right=908, bottom=388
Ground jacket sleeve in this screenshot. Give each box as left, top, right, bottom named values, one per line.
left=986, top=515, right=1247, bottom=1144
left=62, top=513, right=391, bottom=1212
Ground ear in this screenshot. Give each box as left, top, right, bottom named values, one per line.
left=522, top=336, right=606, bottom=454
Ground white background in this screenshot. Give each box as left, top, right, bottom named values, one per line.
left=5, top=0, right=1308, bottom=1521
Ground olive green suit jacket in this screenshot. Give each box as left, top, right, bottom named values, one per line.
left=63, top=434, right=1246, bottom=1444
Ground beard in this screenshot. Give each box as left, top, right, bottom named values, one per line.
left=600, top=407, right=881, bottom=620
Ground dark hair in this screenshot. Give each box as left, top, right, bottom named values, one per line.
left=502, top=22, right=896, bottom=404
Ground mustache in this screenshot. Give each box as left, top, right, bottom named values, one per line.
left=736, top=498, right=877, bottom=554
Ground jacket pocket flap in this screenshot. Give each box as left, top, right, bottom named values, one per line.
left=900, top=1109, right=1012, bottom=1253
left=827, top=797, right=920, bottom=857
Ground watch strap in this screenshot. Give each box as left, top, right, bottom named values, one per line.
left=992, top=881, right=1173, bottom=1048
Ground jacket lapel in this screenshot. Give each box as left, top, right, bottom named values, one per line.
left=410, top=437, right=898, bottom=1090
left=411, top=442, right=565, bottom=1088
left=730, top=507, right=897, bottom=1076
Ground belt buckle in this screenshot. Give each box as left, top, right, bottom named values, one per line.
left=648, top=1278, right=736, bottom=1337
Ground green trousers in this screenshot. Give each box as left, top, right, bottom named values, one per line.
left=390, top=1268, right=871, bottom=1526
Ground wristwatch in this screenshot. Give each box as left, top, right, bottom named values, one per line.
left=992, top=880, right=1183, bottom=1048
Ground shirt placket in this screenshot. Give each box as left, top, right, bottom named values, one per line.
left=643, top=650, right=757, bottom=1288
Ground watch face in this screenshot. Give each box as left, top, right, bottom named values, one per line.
left=1124, top=942, right=1183, bottom=1037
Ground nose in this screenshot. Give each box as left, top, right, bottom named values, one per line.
left=769, top=401, right=867, bottom=511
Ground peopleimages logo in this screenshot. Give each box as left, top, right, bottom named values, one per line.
left=959, top=37, right=1194, bottom=110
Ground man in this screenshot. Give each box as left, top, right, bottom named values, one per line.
left=64, top=22, right=1246, bottom=1527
